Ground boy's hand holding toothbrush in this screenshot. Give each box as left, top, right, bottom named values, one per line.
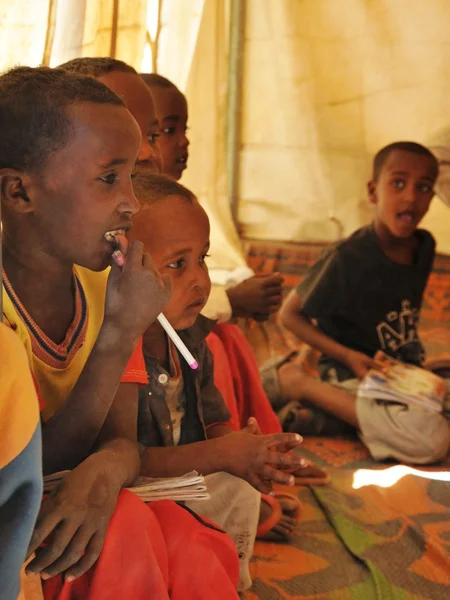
left=104, top=233, right=172, bottom=347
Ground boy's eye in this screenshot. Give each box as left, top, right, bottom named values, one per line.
left=162, top=127, right=176, bottom=136
left=418, top=183, right=432, bottom=193
left=168, top=258, right=185, bottom=269
left=392, top=179, right=405, bottom=190
left=200, top=253, right=210, bottom=264
left=99, top=173, right=118, bottom=185
left=147, top=132, right=160, bottom=145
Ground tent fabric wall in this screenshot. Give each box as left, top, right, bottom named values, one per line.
left=1, top=0, right=449, bottom=258
left=0, top=0, right=148, bottom=71
left=180, top=0, right=249, bottom=272
left=0, top=0, right=51, bottom=69
left=50, top=0, right=148, bottom=68
left=236, top=0, right=450, bottom=252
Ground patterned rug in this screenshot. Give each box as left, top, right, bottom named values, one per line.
left=249, top=438, right=450, bottom=599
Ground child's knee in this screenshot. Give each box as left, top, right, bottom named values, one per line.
left=360, top=402, right=450, bottom=464
left=416, top=416, right=450, bottom=463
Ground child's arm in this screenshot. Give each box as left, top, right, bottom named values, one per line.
left=41, top=334, right=141, bottom=474
left=226, top=273, right=283, bottom=321
left=26, top=384, right=141, bottom=582
left=206, top=423, right=233, bottom=438
left=280, top=289, right=375, bottom=379
left=41, top=243, right=171, bottom=474
left=140, top=430, right=304, bottom=493
left=140, top=339, right=304, bottom=491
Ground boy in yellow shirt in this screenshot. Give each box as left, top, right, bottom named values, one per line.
left=1, top=66, right=240, bottom=599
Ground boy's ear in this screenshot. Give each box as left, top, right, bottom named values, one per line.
left=0, top=170, right=35, bottom=214
left=367, top=180, right=377, bottom=205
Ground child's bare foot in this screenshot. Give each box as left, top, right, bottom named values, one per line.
left=278, top=400, right=322, bottom=435
left=257, top=493, right=302, bottom=541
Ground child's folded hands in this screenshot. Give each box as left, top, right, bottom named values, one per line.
left=217, top=427, right=303, bottom=494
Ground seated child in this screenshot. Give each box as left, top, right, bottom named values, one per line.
left=141, top=72, right=283, bottom=323
left=141, top=71, right=328, bottom=487
left=60, top=57, right=163, bottom=174
left=276, top=141, right=450, bottom=464
left=0, top=323, right=42, bottom=600
left=0, top=66, right=239, bottom=599
left=129, top=172, right=307, bottom=591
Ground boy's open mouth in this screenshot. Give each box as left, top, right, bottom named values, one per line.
left=397, top=210, right=415, bottom=225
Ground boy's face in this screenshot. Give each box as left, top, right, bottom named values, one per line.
left=149, top=86, right=189, bottom=181
left=21, top=102, right=141, bottom=271
left=368, top=149, right=437, bottom=239
left=98, top=71, right=163, bottom=174
left=129, top=195, right=211, bottom=330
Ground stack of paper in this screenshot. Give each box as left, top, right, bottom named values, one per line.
left=43, top=470, right=210, bottom=502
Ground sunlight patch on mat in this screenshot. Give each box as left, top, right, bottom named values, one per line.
left=353, top=465, right=450, bottom=489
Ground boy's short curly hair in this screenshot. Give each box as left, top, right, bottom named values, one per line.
left=0, top=66, right=124, bottom=171
left=59, top=57, right=137, bottom=78
left=132, top=172, right=195, bottom=207
left=373, top=141, right=438, bottom=180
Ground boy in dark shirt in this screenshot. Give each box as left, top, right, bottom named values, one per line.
left=276, top=142, right=450, bottom=464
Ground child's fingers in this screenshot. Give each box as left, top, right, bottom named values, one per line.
left=26, top=520, right=78, bottom=575
left=261, top=273, right=284, bottom=287
left=26, top=510, right=62, bottom=561
left=271, top=439, right=304, bottom=453
left=260, top=464, right=295, bottom=486
left=142, top=251, right=156, bottom=270
left=265, top=295, right=282, bottom=307
left=64, top=531, right=106, bottom=581
left=264, top=433, right=302, bottom=449
left=246, top=417, right=263, bottom=435
left=248, top=472, right=272, bottom=495
left=38, top=525, right=95, bottom=578
left=265, top=450, right=305, bottom=470
left=368, top=358, right=381, bottom=370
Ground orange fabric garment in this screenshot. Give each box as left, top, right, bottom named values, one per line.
left=207, top=324, right=282, bottom=434
left=120, top=337, right=148, bottom=385
left=3, top=267, right=148, bottom=421
left=42, top=491, right=239, bottom=600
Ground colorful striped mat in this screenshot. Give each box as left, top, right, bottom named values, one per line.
left=249, top=438, right=450, bottom=599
